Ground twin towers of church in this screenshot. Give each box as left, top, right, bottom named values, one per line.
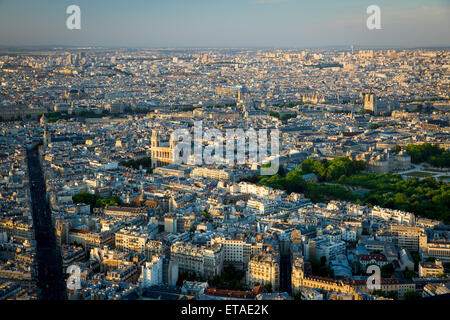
left=150, top=130, right=174, bottom=168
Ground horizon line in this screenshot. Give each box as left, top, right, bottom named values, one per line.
left=1, top=45, right=450, bottom=51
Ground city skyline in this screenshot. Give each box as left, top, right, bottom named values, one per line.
left=0, top=0, right=449, bottom=48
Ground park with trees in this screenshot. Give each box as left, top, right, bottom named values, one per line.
left=72, top=192, right=123, bottom=213
left=252, top=156, right=450, bottom=224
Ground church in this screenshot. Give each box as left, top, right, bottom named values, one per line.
left=150, top=130, right=175, bottom=168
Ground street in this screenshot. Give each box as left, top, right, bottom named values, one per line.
left=26, top=145, right=67, bottom=300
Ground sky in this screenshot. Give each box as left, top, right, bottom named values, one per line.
left=0, top=0, right=449, bottom=48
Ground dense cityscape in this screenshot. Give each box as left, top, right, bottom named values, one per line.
left=0, top=46, right=449, bottom=301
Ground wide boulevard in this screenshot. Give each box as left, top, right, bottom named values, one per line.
left=26, top=145, right=67, bottom=300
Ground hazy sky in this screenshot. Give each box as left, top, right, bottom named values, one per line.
left=0, top=0, right=449, bottom=48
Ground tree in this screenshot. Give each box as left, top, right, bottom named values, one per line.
left=444, top=262, right=450, bottom=274
left=411, top=252, right=421, bottom=271
left=277, top=165, right=286, bottom=177
left=280, top=113, right=297, bottom=122
left=405, top=143, right=449, bottom=167
left=254, top=157, right=449, bottom=224
left=358, top=109, right=373, bottom=115
left=284, top=169, right=307, bottom=193
left=394, top=193, right=408, bottom=204
left=299, top=157, right=366, bottom=182
left=404, top=290, right=420, bottom=300
left=326, top=157, right=366, bottom=180
left=72, top=192, right=122, bottom=213
left=73, top=192, right=97, bottom=208
left=381, top=264, right=394, bottom=278
left=201, top=210, right=211, bottom=221
left=120, top=156, right=152, bottom=171
left=403, top=268, right=416, bottom=280
left=263, top=282, right=273, bottom=293
left=268, top=111, right=280, bottom=118
left=311, top=258, right=332, bottom=277
left=209, top=265, right=246, bottom=291
left=301, top=159, right=326, bottom=180
left=392, top=145, right=402, bottom=154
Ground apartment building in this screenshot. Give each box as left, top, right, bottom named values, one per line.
left=211, top=236, right=263, bottom=264
left=247, top=198, right=276, bottom=215
left=421, top=241, right=450, bottom=262
left=237, top=182, right=270, bottom=197
left=371, top=206, right=415, bottom=225
left=145, top=240, right=166, bottom=260
left=191, top=167, right=231, bottom=180
left=105, top=264, right=139, bottom=283
left=351, top=276, right=415, bottom=299
left=0, top=219, right=33, bottom=240
left=246, top=253, right=280, bottom=291
left=103, top=207, right=148, bottom=218
left=69, top=229, right=115, bottom=251
left=304, top=237, right=347, bottom=262
left=390, top=225, right=427, bottom=252
left=115, top=228, right=150, bottom=253
left=358, top=254, right=389, bottom=269
left=140, top=255, right=164, bottom=288
left=419, top=260, right=445, bottom=277
left=170, top=241, right=224, bottom=278
left=291, top=256, right=359, bottom=299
